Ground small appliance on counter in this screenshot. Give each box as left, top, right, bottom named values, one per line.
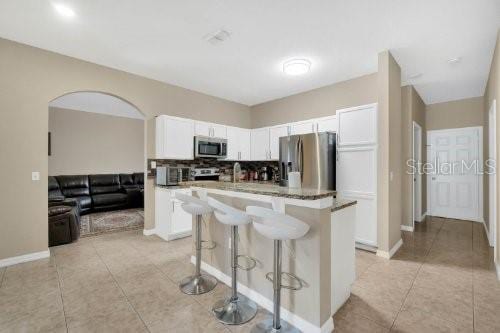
left=156, top=166, right=192, bottom=186
left=192, top=167, right=220, bottom=181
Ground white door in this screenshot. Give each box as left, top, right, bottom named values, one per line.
left=164, top=117, right=194, bottom=159
left=251, top=128, right=270, bottom=160
left=226, top=126, right=240, bottom=160
left=413, top=122, right=422, bottom=225
left=290, top=121, right=315, bottom=135
left=428, top=127, right=482, bottom=221
left=269, top=125, right=289, bottom=160
left=316, top=116, right=337, bottom=133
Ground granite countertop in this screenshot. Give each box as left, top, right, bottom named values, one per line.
left=157, top=181, right=336, bottom=200
left=331, top=199, right=357, bottom=212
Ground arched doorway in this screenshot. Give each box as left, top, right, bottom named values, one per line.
left=47, top=91, right=146, bottom=243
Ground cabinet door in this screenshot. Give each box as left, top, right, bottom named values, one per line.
left=155, top=187, right=172, bottom=240
left=316, top=116, right=337, bottom=133
left=239, top=129, right=251, bottom=160
left=337, top=104, right=376, bottom=146
left=225, top=126, right=240, bottom=160
left=269, top=125, right=289, bottom=160
left=211, top=124, right=227, bottom=139
left=194, top=121, right=211, bottom=137
left=290, top=121, right=315, bottom=135
left=164, top=117, right=194, bottom=159
left=171, top=199, right=193, bottom=235
left=251, top=128, right=270, bottom=160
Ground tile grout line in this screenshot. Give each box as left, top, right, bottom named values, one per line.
left=388, top=218, right=444, bottom=331
left=89, top=237, right=152, bottom=333
left=53, top=251, right=70, bottom=333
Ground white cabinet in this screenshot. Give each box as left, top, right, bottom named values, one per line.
left=251, top=128, right=270, bottom=160
left=269, top=125, right=289, bottom=160
left=155, top=187, right=192, bottom=241
left=226, top=126, right=251, bottom=160
left=337, top=104, right=376, bottom=146
left=290, top=121, right=315, bottom=135
left=316, top=116, right=337, bottom=133
left=156, top=115, right=194, bottom=159
left=195, top=121, right=227, bottom=138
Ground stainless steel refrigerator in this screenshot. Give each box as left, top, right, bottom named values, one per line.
left=279, top=132, right=336, bottom=190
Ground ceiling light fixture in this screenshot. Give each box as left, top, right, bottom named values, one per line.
left=52, top=3, right=75, bottom=18
left=283, top=59, right=311, bottom=76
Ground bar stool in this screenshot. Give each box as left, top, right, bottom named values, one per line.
left=246, top=206, right=310, bottom=333
left=176, top=192, right=217, bottom=295
left=208, top=197, right=258, bottom=325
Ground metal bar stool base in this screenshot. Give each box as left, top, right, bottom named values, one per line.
left=250, top=317, right=301, bottom=333
left=212, top=293, right=258, bottom=325
left=179, top=274, right=217, bottom=295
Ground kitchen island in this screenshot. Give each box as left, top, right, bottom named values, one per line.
left=154, top=181, right=356, bottom=333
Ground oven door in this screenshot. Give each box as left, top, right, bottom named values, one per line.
left=195, top=136, right=227, bottom=158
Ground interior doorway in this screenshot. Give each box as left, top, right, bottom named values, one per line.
left=488, top=100, right=497, bottom=254
left=427, top=127, right=483, bottom=222
left=412, top=122, right=422, bottom=227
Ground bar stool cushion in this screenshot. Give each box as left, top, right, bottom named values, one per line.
left=175, top=192, right=213, bottom=215
left=246, top=206, right=310, bottom=240
left=208, top=197, right=251, bottom=226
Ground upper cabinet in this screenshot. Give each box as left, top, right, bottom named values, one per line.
left=269, top=125, right=289, bottom=160
left=337, top=104, right=377, bottom=146
left=290, top=121, right=315, bottom=135
left=156, top=115, right=195, bottom=160
left=251, top=128, right=270, bottom=160
left=195, top=121, right=227, bottom=138
left=316, top=116, right=337, bottom=133
left=226, top=126, right=251, bottom=161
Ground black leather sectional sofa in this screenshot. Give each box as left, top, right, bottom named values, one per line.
left=48, top=173, right=144, bottom=215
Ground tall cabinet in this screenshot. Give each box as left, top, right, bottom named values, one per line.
left=335, top=104, right=378, bottom=247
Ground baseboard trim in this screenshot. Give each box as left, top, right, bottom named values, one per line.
left=142, top=228, right=156, bottom=236
left=0, top=250, right=50, bottom=268
left=190, top=256, right=332, bottom=333
left=166, top=230, right=192, bottom=241
left=481, top=220, right=494, bottom=247
left=496, top=262, right=500, bottom=281
left=376, top=238, right=403, bottom=259
left=401, top=225, right=414, bottom=232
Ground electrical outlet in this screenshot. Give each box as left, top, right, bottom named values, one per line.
left=32, top=171, right=40, bottom=181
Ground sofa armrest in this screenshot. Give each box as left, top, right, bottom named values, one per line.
left=49, top=198, right=78, bottom=208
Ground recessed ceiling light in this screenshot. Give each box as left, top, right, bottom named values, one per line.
left=52, top=3, right=75, bottom=18
left=447, top=57, right=462, bottom=65
left=283, top=59, right=311, bottom=76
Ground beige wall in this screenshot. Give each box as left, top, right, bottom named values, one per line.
left=377, top=51, right=403, bottom=254
left=401, top=86, right=427, bottom=227
left=49, top=107, right=144, bottom=175
left=484, top=30, right=500, bottom=265
left=426, top=97, right=485, bottom=131
left=250, top=73, right=378, bottom=127
left=0, top=37, right=251, bottom=261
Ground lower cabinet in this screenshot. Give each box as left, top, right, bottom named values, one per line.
left=155, top=187, right=192, bottom=241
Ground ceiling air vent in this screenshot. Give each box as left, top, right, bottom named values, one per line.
left=204, top=29, right=231, bottom=45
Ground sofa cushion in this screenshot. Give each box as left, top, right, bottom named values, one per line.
left=74, top=196, right=92, bottom=210
left=120, top=174, right=134, bottom=187
left=89, top=174, right=121, bottom=195
left=48, top=176, right=64, bottom=201
left=92, top=193, right=128, bottom=207
left=133, top=172, right=144, bottom=187
left=56, top=175, right=90, bottom=197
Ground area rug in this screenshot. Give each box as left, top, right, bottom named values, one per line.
left=80, top=208, right=144, bottom=237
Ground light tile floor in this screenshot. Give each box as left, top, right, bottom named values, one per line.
left=0, top=216, right=498, bottom=332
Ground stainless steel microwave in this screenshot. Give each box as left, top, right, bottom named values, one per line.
left=194, top=136, right=227, bottom=158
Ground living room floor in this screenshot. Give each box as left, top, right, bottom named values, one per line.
left=0, top=216, right=498, bottom=332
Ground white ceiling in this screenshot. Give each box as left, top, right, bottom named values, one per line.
left=0, top=0, right=498, bottom=106
left=50, top=92, right=144, bottom=119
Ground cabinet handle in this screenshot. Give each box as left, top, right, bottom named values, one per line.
left=172, top=201, right=175, bottom=212
left=312, top=123, right=315, bottom=132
